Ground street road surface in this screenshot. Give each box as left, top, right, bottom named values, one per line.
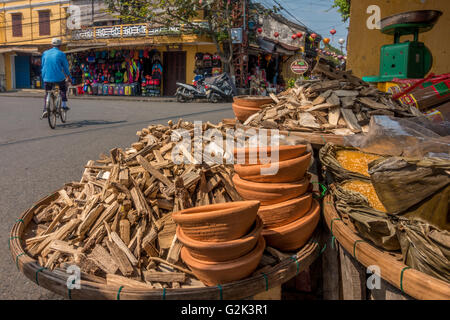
left=0, top=96, right=234, bottom=299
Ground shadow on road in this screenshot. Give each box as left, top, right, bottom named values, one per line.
left=56, top=119, right=127, bottom=129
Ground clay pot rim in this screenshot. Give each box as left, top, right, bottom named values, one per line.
left=235, top=151, right=311, bottom=170
left=233, top=145, right=306, bottom=158
left=232, top=103, right=262, bottom=110
left=262, top=199, right=320, bottom=235
left=173, top=200, right=260, bottom=222
left=233, top=95, right=274, bottom=103
left=176, top=216, right=263, bottom=249
left=232, top=173, right=311, bottom=189
left=258, top=193, right=312, bottom=212
left=181, top=236, right=266, bottom=269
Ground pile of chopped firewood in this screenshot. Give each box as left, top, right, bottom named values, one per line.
left=25, top=119, right=293, bottom=289
left=243, top=62, right=423, bottom=135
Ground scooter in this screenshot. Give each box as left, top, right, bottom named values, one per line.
left=205, top=73, right=235, bottom=103
left=175, top=74, right=207, bottom=102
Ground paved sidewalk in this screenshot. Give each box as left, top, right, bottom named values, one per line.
left=0, top=89, right=178, bottom=103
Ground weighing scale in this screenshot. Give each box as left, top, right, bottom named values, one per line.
left=363, top=10, right=442, bottom=83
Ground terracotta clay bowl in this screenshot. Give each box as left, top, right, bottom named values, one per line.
left=233, top=95, right=274, bottom=107
left=232, top=103, right=262, bottom=122
left=232, top=174, right=311, bottom=205
left=234, top=152, right=311, bottom=183
left=233, top=145, right=307, bottom=165
left=181, top=236, right=266, bottom=286
left=172, top=201, right=260, bottom=242
left=258, top=193, right=313, bottom=229
left=262, top=199, right=320, bottom=252
left=177, top=216, right=263, bottom=262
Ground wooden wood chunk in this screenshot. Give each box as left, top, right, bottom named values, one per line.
left=326, top=93, right=340, bottom=107
left=77, top=204, right=105, bottom=237
left=48, top=240, right=82, bottom=255
left=136, top=155, right=173, bottom=188
left=328, top=107, right=341, bottom=126
left=340, top=108, right=362, bottom=132
left=166, top=235, right=182, bottom=264
left=118, top=168, right=130, bottom=187
left=110, top=231, right=138, bottom=266
left=334, top=90, right=359, bottom=97
left=143, top=271, right=186, bottom=283
left=359, top=97, right=392, bottom=110
left=340, top=96, right=356, bottom=108
left=105, top=239, right=134, bottom=276
left=158, top=219, right=176, bottom=250
left=106, top=274, right=154, bottom=289
left=119, top=219, right=131, bottom=246
left=156, top=199, right=174, bottom=211
left=89, top=244, right=119, bottom=274
left=31, top=219, right=81, bottom=256
left=58, top=190, right=74, bottom=207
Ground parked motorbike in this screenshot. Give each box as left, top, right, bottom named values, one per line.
left=175, top=75, right=207, bottom=102
left=205, top=73, right=236, bottom=103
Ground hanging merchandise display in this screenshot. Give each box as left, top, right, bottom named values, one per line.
left=194, top=52, right=222, bottom=78
left=68, top=48, right=163, bottom=97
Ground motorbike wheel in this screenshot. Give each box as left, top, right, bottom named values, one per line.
left=177, top=93, right=186, bottom=103
left=209, top=93, right=220, bottom=103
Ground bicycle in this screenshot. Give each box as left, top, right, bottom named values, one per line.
left=45, top=83, right=67, bottom=129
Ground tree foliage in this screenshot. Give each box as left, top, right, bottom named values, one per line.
left=104, top=0, right=246, bottom=75
left=331, top=0, right=351, bottom=22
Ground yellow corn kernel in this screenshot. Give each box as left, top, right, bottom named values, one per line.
left=341, top=180, right=387, bottom=212
left=336, top=150, right=380, bottom=177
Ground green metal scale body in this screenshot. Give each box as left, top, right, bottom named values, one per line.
left=363, top=21, right=434, bottom=83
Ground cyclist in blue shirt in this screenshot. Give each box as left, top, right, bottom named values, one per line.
left=41, top=38, right=71, bottom=118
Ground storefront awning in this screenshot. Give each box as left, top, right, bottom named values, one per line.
left=254, top=38, right=298, bottom=56
left=256, top=38, right=276, bottom=53
left=0, top=47, right=40, bottom=54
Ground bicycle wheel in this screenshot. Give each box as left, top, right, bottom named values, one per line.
left=47, top=94, right=57, bottom=129
left=58, top=96, right=67, bottom=123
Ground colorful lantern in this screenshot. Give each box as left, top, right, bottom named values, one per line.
left=311, top=33, right=317, bottom=39
left=292, top=34, right=297, bottom=40
left=296, top=32, right=303, bottom=38
left=257, top=27, right=262, bottom=34
left=274, top=32, right=279, bottom=37
left=330, top=29, right=336, bottom=35
left=323, top=38, right=330, bottom=44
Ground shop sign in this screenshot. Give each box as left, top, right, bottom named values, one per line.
left=72, top=28, right=94, bottom=40
left=95, top=26, right=121, bottom=38
left=148, top=26, right=180, bottom=36
left=290, top=59, right=309, bottom=75
left=122, top=24, right=147, bottom=37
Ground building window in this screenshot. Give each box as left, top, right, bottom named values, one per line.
left=11, top=13, right=23, bottom=37
left=39, top=10, right=51, bottom=36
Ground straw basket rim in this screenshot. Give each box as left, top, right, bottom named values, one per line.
left=323, top=193, right=450, bottom=300
left=10, top=190, right=321, bottom=300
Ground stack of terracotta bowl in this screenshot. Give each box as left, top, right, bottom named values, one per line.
left=173, top=200, right=266, bottom=286
left=232, top=145, right=320, bottom=252
left=232, top=95, right=274, bottom=122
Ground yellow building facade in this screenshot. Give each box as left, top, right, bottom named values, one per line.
left=0, top=0, right=70, bottom=90
left=67, top=20, right=221, bottom=96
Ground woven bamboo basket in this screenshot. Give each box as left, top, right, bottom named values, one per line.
left=323, top=194, right=450, bottom=300
left=10, top=191, right=320, bottom=300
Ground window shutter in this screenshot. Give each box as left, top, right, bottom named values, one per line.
left=12, top=13, right=22, bottom=37
left=39, top=11, right=50, bottom=36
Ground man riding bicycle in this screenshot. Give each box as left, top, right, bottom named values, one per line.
left=41, top=38, right=71, bottom=119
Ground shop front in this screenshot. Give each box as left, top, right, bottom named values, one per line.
left=67, top=24, right=221, bottom=97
